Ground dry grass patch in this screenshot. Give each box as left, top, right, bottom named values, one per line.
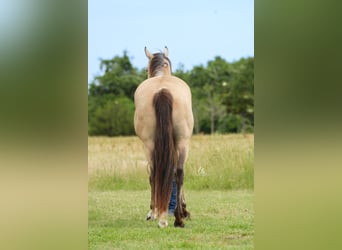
left=88, top=134, right=254, bottom=190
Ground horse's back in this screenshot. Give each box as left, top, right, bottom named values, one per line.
left=134, top=76, right=193, bottom=143
left=135, top=76, right=190, bottom=98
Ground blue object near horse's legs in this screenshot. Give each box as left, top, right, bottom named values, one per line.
left=168, top=180, right=177, bottom=215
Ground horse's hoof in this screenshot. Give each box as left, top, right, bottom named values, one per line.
left=174, top=220, right=185, bottom=228
left=146, top=210, right=152, bottom=220
left=158, top=220, right=168, bottom=228
left=146, top=210, right=157, bottom=221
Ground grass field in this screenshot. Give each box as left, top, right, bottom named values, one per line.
left=88, top=134, right=254, bottom=249
left=88, top=134, right=254, bottom=191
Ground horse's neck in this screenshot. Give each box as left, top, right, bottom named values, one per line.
left=154, top=68, right=171, bottom=77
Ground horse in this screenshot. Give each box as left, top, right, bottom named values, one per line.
left=134, top=46, right=194, bottom=228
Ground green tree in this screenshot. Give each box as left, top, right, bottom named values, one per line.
left=88, top=51, right=144, bottom=136
left=188, top=57, right=230, bottom=134
left=89, top=51, right=144, bottom=100
left=88, top=97, right=135, bottom=136
left=221, top=57, right=254, bottom=132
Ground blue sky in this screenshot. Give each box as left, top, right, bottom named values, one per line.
left=88, top=0, right=254, bottom=83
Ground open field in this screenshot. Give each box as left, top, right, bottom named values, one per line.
left=88, top=134, right=254, bottom=190
left=88, top=134, right=254, bottom=249
left=89, top=189, right=254, bottom=249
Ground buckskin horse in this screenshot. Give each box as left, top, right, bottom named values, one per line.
left=134, top=47, right=193, bottom=228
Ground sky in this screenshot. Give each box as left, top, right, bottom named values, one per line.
left=88, top=0, right=254, bottom=83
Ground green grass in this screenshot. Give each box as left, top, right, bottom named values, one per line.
left=89, top=189, right=254, bottom=249
left=88, top=134, right=254, bottom=249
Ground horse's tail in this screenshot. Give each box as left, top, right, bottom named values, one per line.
left=152, top=88, right=177, bottom=214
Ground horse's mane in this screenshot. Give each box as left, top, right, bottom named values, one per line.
left=149, top=53, right=172, bottom=77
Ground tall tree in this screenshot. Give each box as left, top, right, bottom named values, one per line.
left=222, top=57, right=254, bottom=132
left=188, top=57, right=230, bottom=133
left=88, top=51, right=144, bottom=136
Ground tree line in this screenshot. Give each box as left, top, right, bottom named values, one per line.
left=88, top=51, right=254, bottom=136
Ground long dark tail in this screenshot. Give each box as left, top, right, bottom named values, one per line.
left=152, top=89, right=177, bottom=214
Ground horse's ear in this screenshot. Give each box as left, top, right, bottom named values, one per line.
left=145, top=47, right=153, bottom=59
left=164, top=46, right=169, bottom=57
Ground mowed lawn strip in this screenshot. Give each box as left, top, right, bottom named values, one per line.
left=89, top=189, right=254, bottom=249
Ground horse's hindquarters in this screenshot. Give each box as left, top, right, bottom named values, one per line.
left=134, top=76, right=193, bottom=228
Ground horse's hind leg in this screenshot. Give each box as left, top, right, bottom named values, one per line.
left=144, top=143, right=157, bottom=221
left=180, top=189, right=190, bottom=219
left=146, top=173, right=157, bottom=221
left=174, top=146, right=190, bottom=227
